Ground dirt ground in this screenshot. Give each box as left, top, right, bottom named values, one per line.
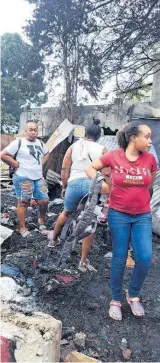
left=1, top=187, right=160, bottom=362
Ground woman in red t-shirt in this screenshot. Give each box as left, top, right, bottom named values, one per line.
left=86, top=122, right=157, bottom=321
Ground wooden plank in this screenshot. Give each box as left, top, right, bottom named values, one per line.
left=65, top=351, right=98, bottom=363
left=46, top=119, right=74, bottom=153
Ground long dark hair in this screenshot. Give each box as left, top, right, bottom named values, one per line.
left=117, top=121, right=142, bottom=150
left=86, top=118, right=101, bottom=141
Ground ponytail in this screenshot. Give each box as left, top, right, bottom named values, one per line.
left=117, top=121, right=141, bottom=150
left=117, top=130, right=128, bottom=149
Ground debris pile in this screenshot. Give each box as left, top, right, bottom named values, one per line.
left=1, top=190, right=160, bottom=362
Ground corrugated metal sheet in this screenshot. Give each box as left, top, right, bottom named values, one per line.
left=46, top=119, right=74, bottom=153
left=98, top=136, right=118, bottom=151
left=43, top=138, right=70, bottom=177
left=151, top=170, right=160, bottom=214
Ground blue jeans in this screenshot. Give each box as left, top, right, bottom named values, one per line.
left=108, top=208, right=152, bottom=301
left=13, top=173, right=48, bottom=200
left=64, top=178, right=90, bottom=212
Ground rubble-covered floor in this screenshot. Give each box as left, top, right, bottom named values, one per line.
left=1, top=188, right=160, bottom=362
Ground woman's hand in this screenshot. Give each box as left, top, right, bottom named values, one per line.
left=101, top=181, right=110, bottom=195
left=86, top=159, right=105, bottom=179
left=85, top=159, right=111, bottom=195
left=0, top=151, right=19, bottom=169
left=15, top=161, right=19, bottom=169
left=61, top=147, right=72, bottom=188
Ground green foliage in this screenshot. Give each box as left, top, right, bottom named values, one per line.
left=26, top=0, right=104, bottom=121
left=1, top=33, right=47, bottom=133
left=1, top=104, right=17, bottom=133
left=26, top=0, right=160, bottom=108
left=95, top=0, right=160, bottom=92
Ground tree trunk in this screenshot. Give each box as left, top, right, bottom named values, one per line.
left=63, top=40, right=79, bottom=123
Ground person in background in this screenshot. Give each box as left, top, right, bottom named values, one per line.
left=0, top=121, right=49, bottom=241
left=48, top=119, right=107, bottom=272
left=86, top=122, right=157, bottom=320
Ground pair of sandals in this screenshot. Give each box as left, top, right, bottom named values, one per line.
left=20, top=224, right=47, bottom=241
left=109, top=291, right=145, bottom=321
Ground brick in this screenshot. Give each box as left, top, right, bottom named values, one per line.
left=0, top=336, right=16, bottom=362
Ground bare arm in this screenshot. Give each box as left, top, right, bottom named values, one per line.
left=61, top=146, right=72, bottom=189
left=0, top=150, right=19, bottom=168
left=150, top=171, right=156, bottom=190
left=102, top=147, right=107, bottom=154
left=86, top=159, right=110, bottom=194
left=42, top=152, right=49, bottom=166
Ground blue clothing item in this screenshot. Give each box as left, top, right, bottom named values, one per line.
left=64, top=177, right=90, bottom=212
left=13, top=173, right=48, bottom=200
left=108, top=208, right=152, bottom=301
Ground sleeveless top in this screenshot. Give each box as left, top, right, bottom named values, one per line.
left=68, top=138, right=104, bottom=183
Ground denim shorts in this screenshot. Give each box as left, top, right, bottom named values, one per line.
left=64, top=178, right=90, bottom=212
left=13, top=173, right=48, bottom=200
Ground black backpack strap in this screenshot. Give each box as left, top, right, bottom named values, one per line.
left=39, top=139, right=46, bottom=155
left=14, top=139, right=22, bottom=160
left=88, top=153, right=92, bottom=162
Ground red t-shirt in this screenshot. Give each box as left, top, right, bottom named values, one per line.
left=100, top=148, right=157, bottom=214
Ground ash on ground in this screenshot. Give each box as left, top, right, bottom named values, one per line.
left=1, top=188, right=160, bottom=362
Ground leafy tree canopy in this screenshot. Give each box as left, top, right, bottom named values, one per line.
left=25, top=0, right=105, bottom=121
left=26, top=0, right=160, bottom=102
left=1, top=33, right=47, bottom=133
left=92, top=0, right=160, bottom=92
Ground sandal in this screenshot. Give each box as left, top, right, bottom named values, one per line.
left=78, top=259, right=97, bottom=273
left=38, top=218, right=47, bottom=231
left=126, top=291, right=145, bottom=317
left=20, top=230, right=35, bottom=241
left=109, top=301, right=122, bottom=321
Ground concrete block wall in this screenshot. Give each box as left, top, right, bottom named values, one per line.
left=1, top=305, right=62, bottom=362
